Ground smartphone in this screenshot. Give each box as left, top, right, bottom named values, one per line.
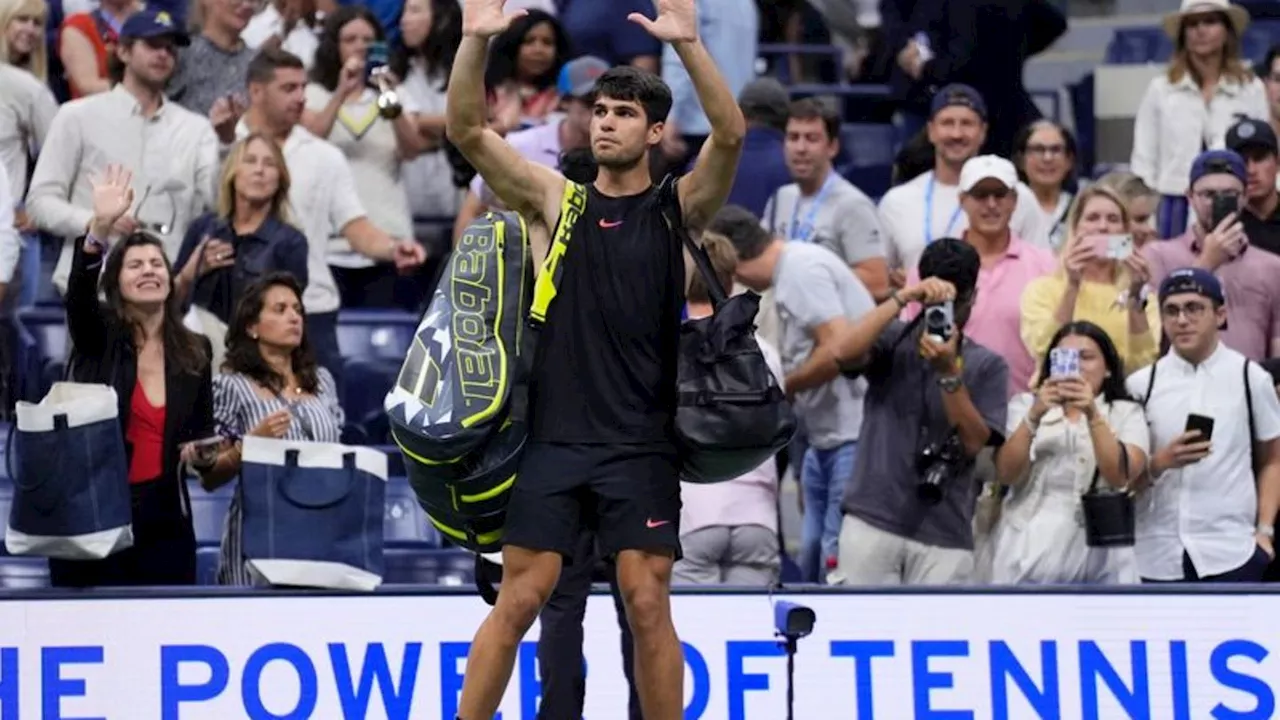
left=189, top=435, right=224, bottom=465
left=1185, top=413, right=1216, bottom=442
left=1103, top=234, right=1133, bottom=260
left=923, top=300, right=954, bottom=343
left=365, top=41, right=389, bottom=78
left=1049, top=347, right=1081, bottom=378
left=1211, top=194, right=1238, bottom=230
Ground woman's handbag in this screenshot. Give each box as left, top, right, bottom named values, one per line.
left=1081, top=441, right=1135, bottom=548
left=5, top=382, right=133, bottom=559
left=238, top=437, right=388, bottom=590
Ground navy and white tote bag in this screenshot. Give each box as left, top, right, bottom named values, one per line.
left=239, top=437, right=388, bottom=590
left=6, top=383, right=133, bottom=559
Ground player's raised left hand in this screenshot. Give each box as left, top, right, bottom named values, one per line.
left=628, top=0, right=697, bottom=44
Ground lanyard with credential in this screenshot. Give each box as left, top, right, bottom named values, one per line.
left=923, top=174, right=963, bottom=247
left=788, top=172, right=837, bottom=242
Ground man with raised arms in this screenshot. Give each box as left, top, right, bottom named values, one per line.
left=443, top=0, right=745, bottom=717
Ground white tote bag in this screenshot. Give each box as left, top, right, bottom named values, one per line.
left=6, top=383, right=134, bottom=559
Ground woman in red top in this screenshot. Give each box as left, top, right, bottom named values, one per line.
left=59, top=0, right=140, bottom=97
left=54, top=164, right=215, bottom=587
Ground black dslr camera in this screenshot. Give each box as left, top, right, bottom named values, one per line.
left=915, top=432, right=965, bottom=505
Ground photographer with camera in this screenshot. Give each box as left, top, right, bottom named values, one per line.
left=827, top=238, right=1009, bottom=585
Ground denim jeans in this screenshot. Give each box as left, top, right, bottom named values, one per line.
left=800, top=442, right=856, bottom=583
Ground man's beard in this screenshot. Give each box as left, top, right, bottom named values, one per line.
left=593, top=146, right=646, bottom=172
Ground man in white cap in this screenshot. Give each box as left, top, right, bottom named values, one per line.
left=901, top=154, right=1056, bottom=398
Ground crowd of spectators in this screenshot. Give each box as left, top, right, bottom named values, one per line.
left=5, top=0, right=1280, bottom=595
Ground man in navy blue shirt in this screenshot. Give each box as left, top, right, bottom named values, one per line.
left=687, top=78, right=790, bottom=218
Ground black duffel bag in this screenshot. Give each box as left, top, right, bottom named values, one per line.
left=658, top=179, right=797, bottom=483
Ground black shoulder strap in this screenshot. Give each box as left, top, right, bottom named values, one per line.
left=657, top=175, right=728, bottom=310
left=1245, top=357, right=1258, bottom=474
left=1141, top=360, right=1158, bottom=409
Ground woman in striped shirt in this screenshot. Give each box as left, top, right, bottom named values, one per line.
left=197, top=272, right=344, bottom=585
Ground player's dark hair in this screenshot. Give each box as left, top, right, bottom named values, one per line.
left=588, top=66, right=672, bottom=125
left=707, top=205, right=772, bottom=261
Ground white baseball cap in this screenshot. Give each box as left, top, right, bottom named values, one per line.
left=959, top=155, right=1019, bottom=193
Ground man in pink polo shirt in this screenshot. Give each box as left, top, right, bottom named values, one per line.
left=904, top=155, right=1057, bottom=397
left=1144, top=148, right=1280, bottom=361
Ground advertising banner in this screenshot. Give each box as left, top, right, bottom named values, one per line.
left=0, top=591, right=1274, bottom=719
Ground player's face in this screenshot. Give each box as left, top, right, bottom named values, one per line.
left=590, top=96, right=661, bottom=170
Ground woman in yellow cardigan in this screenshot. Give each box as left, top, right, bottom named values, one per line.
left=1020, top=185, right=1162, bottom=376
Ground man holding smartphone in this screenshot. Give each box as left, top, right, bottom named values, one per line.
left=1127, top=269, right=1280, bottom=582
left=1142, top=149, right=1280, bottom=361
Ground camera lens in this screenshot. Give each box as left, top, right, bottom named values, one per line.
left=916, top=477, right=945, bottom=505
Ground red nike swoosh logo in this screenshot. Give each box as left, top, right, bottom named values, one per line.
left=599, top=219, right=623, bottom=228
left=646, top=519, right=670, bottom=529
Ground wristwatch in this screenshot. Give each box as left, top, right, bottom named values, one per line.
left=1259, top=523, right=1275, bottom=538
left=937, top=373, right=963, bottom=393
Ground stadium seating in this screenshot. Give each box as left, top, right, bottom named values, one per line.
left=14, top=307, right=67, bottom=401
left=837, top=122, right=899, bottom=200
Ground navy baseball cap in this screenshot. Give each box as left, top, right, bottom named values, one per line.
left=930, top=84, right=987, bottom=120
left=1188, top=149, right=1246, bottom=187
left=557, top=56, right=609, bottom=98
left=1159, top=267, right=1226, bottom=306
left=1226, top=117, right=1278, bottom=154
left=120, top=10, right=190, bottom=46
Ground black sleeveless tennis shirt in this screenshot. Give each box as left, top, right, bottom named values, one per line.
left=528, top=181, right=685, bottom=444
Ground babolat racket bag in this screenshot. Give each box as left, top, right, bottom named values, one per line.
left=384, top=211, right=532, bottom=554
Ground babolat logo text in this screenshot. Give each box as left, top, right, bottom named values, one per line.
left=450, top=227, right=500, bottom=409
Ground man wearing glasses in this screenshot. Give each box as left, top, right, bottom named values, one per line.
left=1142, top=149, right=1280, bottom=361
left=1127, top=269, right=1280, bottom=583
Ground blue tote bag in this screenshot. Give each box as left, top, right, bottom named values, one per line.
left=6, top=383, right=133, bottom=559
left=239, top=437, right=388, bottom=590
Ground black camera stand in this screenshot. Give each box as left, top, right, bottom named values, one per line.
left=776, top=631, right=801, bottom=720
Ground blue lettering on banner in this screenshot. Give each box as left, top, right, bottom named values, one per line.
left=1079, top=641, right=1148, bottom=720
left=161, top=645, right=230, bottom=719
left=1170, top=640, right=1191, bottom=720
left=726, top=641, right=783, bottom=719
left=518, top=639, right=539, bottom=720
left=830, top=640, right=894, bottom=719
left=328, top=643, right=420, bottom=720
left=989, top=641, right=1058, bottom=719
left=439, top=641, right=540, bottom=719
left=42, top=646, right=104, bottom=720
left=912, top=641, right=973, bottom=720
left=0, top=647, right=17, bottom=720
left=682, top=642, right=709, bottom=719
left=1209, top=640, right=1273, bottom=720
left=241, top=643, right=318, bottom=719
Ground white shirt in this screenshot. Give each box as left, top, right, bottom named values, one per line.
left=0, top=64, right=57, bottom=202
left=1125, top=343, right=1280, bottom=580
left=400, top=60, right=458, bottom=220
left=235, top=121, right=365, bottom=314
left=877, top=170, right=1050, bottom=272
left=1131, top=72, right=1268, bottom=196
left=0, top=165, right=17, bottom=283
left=241, top=4, right=320, bottom=68
left=26, top=86, right=220, bottom=295
left=304, top=84, right=416, bottom=270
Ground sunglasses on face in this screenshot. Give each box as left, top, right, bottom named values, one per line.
left=968, top=187, right=1011, bottom=201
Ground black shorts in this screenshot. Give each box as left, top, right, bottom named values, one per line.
left=503, top=442, right=682, bottom=560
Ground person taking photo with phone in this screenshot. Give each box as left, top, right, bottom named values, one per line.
left=985, top=321, right=1149, bottom=584
left=1127, top=268, right=1280, bottom=582
left=825, top=238, right=1010, bottom=586
left=1020, top=185, right=1161, bottom=376
left=1142, top=149, right=1280, bottom=361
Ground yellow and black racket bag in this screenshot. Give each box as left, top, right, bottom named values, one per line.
left=384, top=182, right=587, bottom=554
left=384, top=210, right=532, bottom=553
